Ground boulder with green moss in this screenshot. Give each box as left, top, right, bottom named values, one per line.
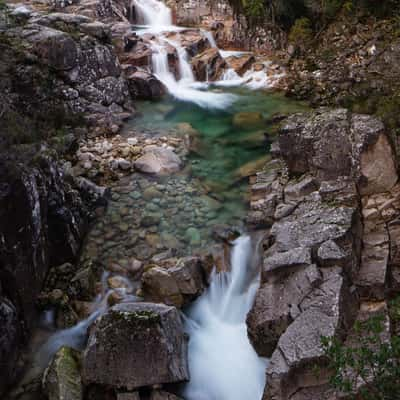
left=82, top=302, right=189, bottom=389
left=42, top=346, right=83, bottom=400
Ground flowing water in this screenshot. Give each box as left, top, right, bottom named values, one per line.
left=183, top=235, right=267, bottom=400
left=28, top=1, right=308, bottom=399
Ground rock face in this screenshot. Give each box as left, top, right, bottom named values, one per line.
left=83, top=302, right=189, bottom=389
left=0, top=152, right=91, bottom=394
left=246, top=108, right=400, bottom=400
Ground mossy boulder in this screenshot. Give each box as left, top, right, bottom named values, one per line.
left=82, top=302, right=189, bottom=390
left=42, top=346, right=83, bottom=400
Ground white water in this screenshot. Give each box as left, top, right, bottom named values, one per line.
left=183, top=235, right=267, bottom=400
left=132, top=0, right=279, bottom=109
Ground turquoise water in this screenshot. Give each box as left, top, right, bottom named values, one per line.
left=132, top=87, right=307, bottom=204
left=80, top=88, right=307, bottom=269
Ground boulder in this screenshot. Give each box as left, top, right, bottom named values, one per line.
left=134, top=146, right=182, bottom=175
left=226, top=54, right=255, bottom=75
left=191, top=48, right=226, bottom=81
left=233, top=112, right=264, bottom=130
left=142, top=257, right=205, bottom=307
left=42, top=346, right=83, bottom=400
left=278, top=109, right=397, bottom=194
left=127, top=71, right=166, bottom=100
left=83, top=302, right=189, bottom=389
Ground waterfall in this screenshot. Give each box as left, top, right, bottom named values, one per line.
left=132, top=0, right=172, bottom=27
left=183, top=235, right=267, bottom=400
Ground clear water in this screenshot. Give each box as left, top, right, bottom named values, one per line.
left=132, top=87, right=307, bottom=202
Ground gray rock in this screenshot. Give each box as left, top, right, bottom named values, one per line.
left=262, top=247, right=312, bottom=279
left=83, top=302, right=189, bottom=389
left=284, top=176, right=318, bottom=201
left=264, top=270, right=358, bottom=400
left=247, top=264, right=321, bottom=357
left=317, top=240, right=347, bottom=267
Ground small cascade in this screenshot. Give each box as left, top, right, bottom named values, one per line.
left=132, top=0, right=172, bottom=27
left=183, top=235, right=267, bottom=400
left=130, top=0, right=282, bottom=109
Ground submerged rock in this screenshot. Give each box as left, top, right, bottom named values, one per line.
left=134, top=146, right=182, bottom=175
left=82, top=302, right=189, bottom=389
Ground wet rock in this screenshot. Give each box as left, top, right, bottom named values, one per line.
left=42, top=346, right=83, bottom=400
left=169, top=257, right=205, bottom=298
left=191, top=48, right=227, bottom=81
left=149, top=391, right=183, bottom=400
left=134, top=146, right=182, bottom=175
left=127, top=71, right=166, bottom=100
left=185, top=227, right=201, bottom=245
left=142, top=267, right=183, bottom=307
left=226, top=54, right=255, bottom=76
left=83, top=302, right=189, bottom=389
left=233, top=112, right=264, bottom=130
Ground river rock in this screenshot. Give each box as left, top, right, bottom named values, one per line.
left=127, top=70, right=166, bottom=100
left=191, top=48, right=227, bottom=81
left=226, top=54, right=255, bottom=75
left=134, top=146, right=182, bottom=175
left=142, top=257, right=205, bottom=307
left=42, top=346, right=83, bottom=400
left=233, top=112, right=264, bottom=129
left=83, top=302, right=189, bottom=389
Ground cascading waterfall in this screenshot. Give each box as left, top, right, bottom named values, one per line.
left=131, top=0, right=238, bottom=109
left=183, top=235, right=267, bottom=400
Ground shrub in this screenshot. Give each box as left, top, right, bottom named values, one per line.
left=322, top=298, right=400, bottom=400
left=288, top=17, right=313, bottom=48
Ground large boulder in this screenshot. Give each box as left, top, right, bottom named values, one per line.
left=142, top=257, right=206, bottom=307
left=134, top=146, right=182, bottom=175
left=278, top=109, right=397, bottom=194
left=127, top=70, right=166, bottom=100
left=82, top=302, right=189, bottom=389
left=191, top=48, right=226, bottom=81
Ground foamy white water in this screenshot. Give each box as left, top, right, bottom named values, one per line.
left=132, top=0, right=238, bottom=109
left=183, top=235, right=267, bottom=400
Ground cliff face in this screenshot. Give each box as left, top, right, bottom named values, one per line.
left=0, top=150, right=92, bottom=394
left=247, top=108, right=400, bottom=400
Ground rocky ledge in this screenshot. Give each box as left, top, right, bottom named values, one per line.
left=247, top=108, right=400, bottom=399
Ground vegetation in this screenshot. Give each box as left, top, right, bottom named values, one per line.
left=228, top=0, right=400, bottom=31
left=322, top=298, right=400, bottom=400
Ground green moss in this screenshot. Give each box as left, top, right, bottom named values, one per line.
left=288, top=17, right=313, bottom=49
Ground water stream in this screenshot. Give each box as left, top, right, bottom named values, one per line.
left=183, top=235, right=267, bottom=400
left=27, top=1, right=308, bottom=399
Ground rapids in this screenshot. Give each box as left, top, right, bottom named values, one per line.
left=183, top=235, right=267, bottom=400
